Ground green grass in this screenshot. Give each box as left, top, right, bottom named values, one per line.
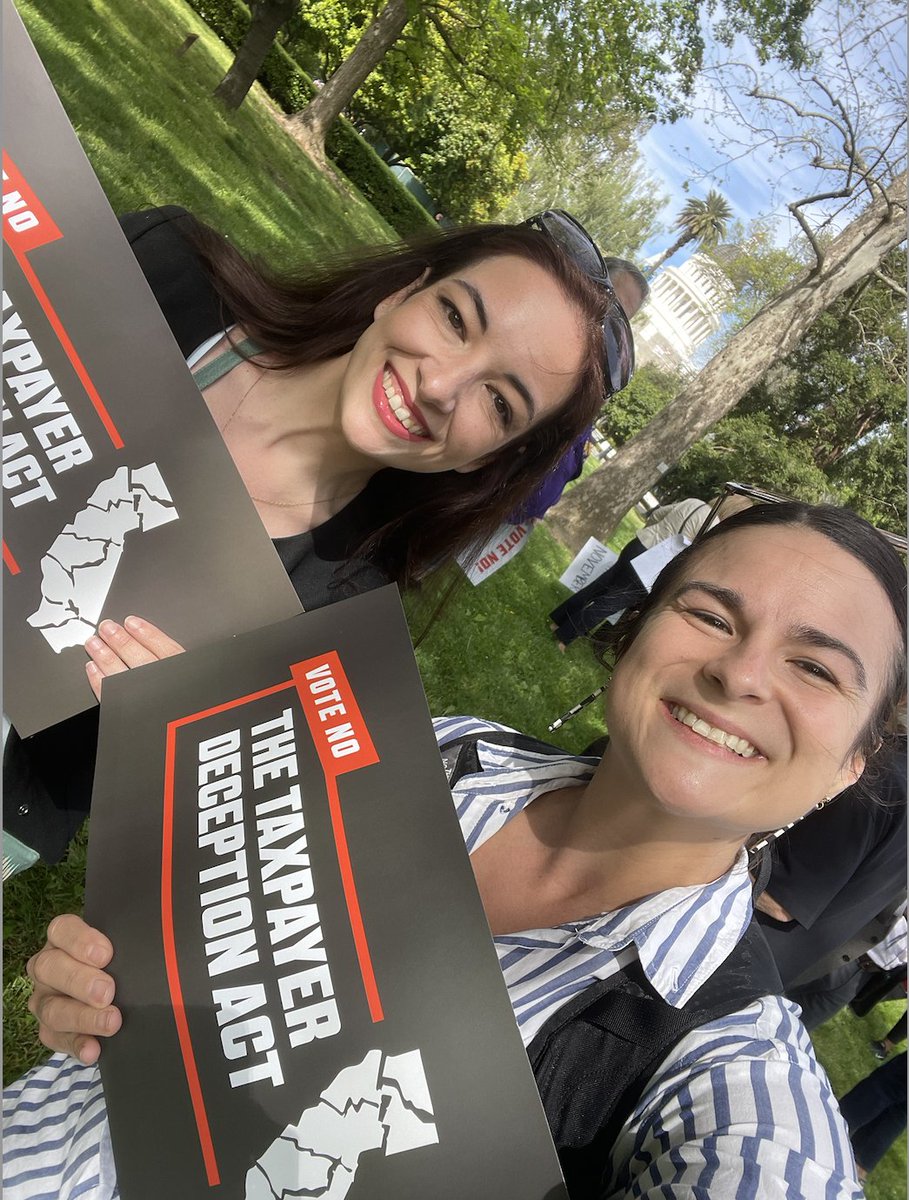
left=812, top=1000, right=907, bottom=1200
left=16, top=0, right=394, bottom=259
left=408, top=523, right=611, bottom=755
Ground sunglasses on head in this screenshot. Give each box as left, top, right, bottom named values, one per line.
left=522, top=208, right=635, bottom=396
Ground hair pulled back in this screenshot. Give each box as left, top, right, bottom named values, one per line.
left=601, top=502, right=907, bottom=764
left=187, top=218, right=616, bottom=586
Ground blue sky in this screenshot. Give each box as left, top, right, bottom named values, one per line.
left=636, top=0, right=907, bottom=267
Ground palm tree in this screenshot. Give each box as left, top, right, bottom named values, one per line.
left=647, top=190, right=733, bottom=275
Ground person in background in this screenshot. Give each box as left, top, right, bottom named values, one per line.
left=548, top=494, right=752, bottom=649
left=757, top=734, right=906, bottom=998
left=786, top=901, right=907, bottom=1032
left=871, top=1007, right=907, bottom=1059
left=839, top=1052, right=907, bottom=1185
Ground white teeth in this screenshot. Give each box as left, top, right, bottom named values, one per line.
left=669, top=704, right=759, bottom=758
left=383, top=369, right=427, bottom=436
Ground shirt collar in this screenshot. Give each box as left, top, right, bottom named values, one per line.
left=471, top=734, right=755, bottom=1008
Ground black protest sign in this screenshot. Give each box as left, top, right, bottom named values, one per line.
left=2, top=2, right=301, bottom=736
left=85, top=587, right=567, bottom=1200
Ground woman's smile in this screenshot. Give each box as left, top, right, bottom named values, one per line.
left=663, top=701, right=765, bottom=761
left=605, top=525, right=897, bottom=838
left=341, top=253, right=586, bottom=474
left=372, top=363, right=429, bottom=441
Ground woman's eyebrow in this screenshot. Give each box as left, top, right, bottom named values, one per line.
left=673, top=580, right=742, bottom=610
left=452, top=278, right=536, bottom=422
left=789, top=624, right=867, bottom=690
left=452, top=278, right=488, bottom=331
left=674, top=581, right=867, bottom=689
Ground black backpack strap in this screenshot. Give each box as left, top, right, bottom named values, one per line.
left=527, top=922, right=781, bottom=1200
left=439, top=729, right=579, bottom=790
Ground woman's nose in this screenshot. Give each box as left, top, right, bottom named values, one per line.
left=417, top=357, right=464, bottom=414
left=702, top=640, right=773, bottom=701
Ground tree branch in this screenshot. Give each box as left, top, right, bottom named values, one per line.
left=873, top=269, right=908, bottom=298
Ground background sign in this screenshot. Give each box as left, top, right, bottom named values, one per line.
left=86, top=587, right=567, bottom=1200
left=630, top=534, right=688, bottom=590
left=557, top=536, right=617, bottom=593
left=2, top=3, right=301, bottom=736
left=459, top=521, right=529, bottom=584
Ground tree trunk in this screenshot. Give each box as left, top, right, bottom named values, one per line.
left=546, top=174, right=908, bottom=552
left=285, top=0, right=412, bottom=161
left=213, top=0, right=296, bottom=111
left=646, top=231, right=693, bottom=276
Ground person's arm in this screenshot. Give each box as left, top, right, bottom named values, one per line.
left=26, top=915, right=123, bottom=1064
left=754, top=889, right=794, bottom=922
left=609, top=997, right=862, bottom=1198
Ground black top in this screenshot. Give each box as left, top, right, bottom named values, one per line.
left=757, top=737, right=907, bottom=989
left=4, top=206, right=392, bottom=861
left=121, top=206, right=391, bottom=610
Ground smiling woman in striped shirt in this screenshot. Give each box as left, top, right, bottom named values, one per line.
left=11, top=502, right=907, bottom=1199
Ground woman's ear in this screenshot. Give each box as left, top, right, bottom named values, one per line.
left=374, top=268, right=431, bottom=319
left=831, top=750, right=866, bottom=797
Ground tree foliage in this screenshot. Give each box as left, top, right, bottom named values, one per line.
left=506, top=0, right=813, bottom=128
left=545, top=0, right=906, bottom=548
left=293, top=0, right=532, bottom=216
left=658, top=254, right=908, bottom=532
left=546, top=173, right=906, bottom=549
left=260, top=0, right=819, bottom=209
left=647, top=189, right=734, bottom=274
left=703, top=220, right=805, bottom=328
left=597, top=364, right=683, bottom=446
left=496, top=127, right=666, bottom=257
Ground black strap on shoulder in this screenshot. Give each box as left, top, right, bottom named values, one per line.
left=440, top=726, right=783, bottom=1200
left=527, top=922, right=781, bottom=1200
left=439, top=729, right=582, bottom=790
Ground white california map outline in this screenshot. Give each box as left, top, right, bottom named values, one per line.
left=245, top=1047, right=438, bottom=1200
left=26, top=462, right=179, bottom=652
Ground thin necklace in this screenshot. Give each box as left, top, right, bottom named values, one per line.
left=217, top=361, right=362, bottom=510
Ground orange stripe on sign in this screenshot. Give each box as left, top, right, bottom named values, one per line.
left=11, top=251, right=125, bottom=450
left=3, top=541, right=21, bottom=574
left=157, top=668, right=384, bottom=1185
left=2, top=153, right=124, bottom=449
left=323, top=772, right=384, bottom=1023
left=160, top=722, right=221, bottom=1187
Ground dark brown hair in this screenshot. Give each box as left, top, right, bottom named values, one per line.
left=599, top=502, right=907, bottom=764
left=187, top=219, right=616, bottom=586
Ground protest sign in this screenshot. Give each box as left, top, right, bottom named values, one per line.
left=557, top=536, right=617, bottom=593
left=459, top=521, right=529, bottom=584
left=86, top=587, right=567, bottom=1200
left=2, top=1, right=301, bottom=736
left=630, top=534, right=688, bottom=590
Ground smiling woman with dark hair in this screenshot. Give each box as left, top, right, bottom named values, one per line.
left=12, top=502, right=906, bottom=1198
left=4, top=205, right=635, bottom=874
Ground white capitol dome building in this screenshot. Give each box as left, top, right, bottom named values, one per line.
left=633, top=252, right=734, bottom=376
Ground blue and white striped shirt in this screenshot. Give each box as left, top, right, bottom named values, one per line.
left=438, top=716, right=863, bottom=1199
left=3, top=717, right=862, bottom=1199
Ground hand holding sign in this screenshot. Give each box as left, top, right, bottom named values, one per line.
left=25, top=914, right=122, bottom=1064
left=83, top=615, right=184, bottom=699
